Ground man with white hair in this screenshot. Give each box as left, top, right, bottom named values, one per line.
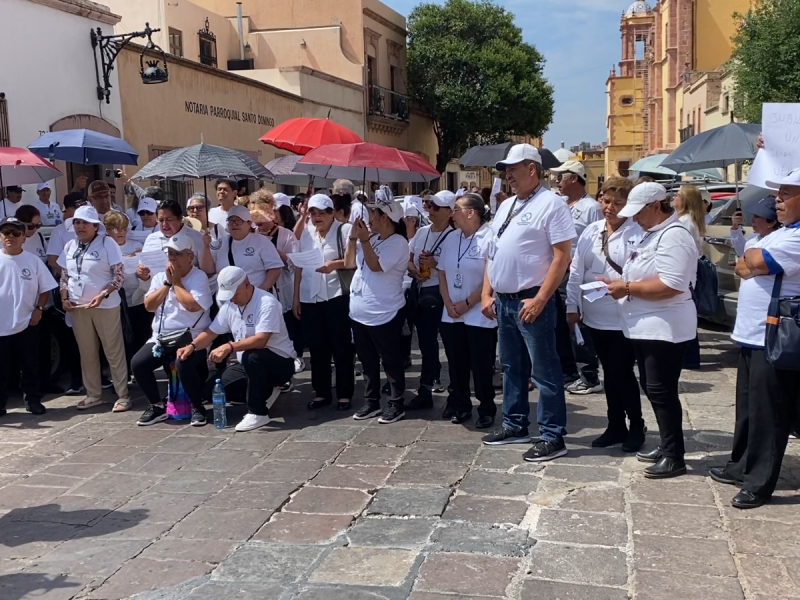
left=25, top=183, right=63, bottom=226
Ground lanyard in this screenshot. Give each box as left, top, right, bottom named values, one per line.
left=422, top=226, right=449, bottom=254
left=496, top=186, right=541, bottom=239
left=72, top=234, right=98, bottom=276
left=360, top=234, right=389, bottom=271
left=456, top=232, right=476, bottom=269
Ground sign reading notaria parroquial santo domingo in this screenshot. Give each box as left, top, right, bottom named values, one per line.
left=184, top=101, right=275, bottom=127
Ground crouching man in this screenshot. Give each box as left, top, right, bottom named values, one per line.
left=177, top=266, right=296, bottom=432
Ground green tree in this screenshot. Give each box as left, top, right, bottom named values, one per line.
left=730, top=0, right=800, bottom=123
left=407, top=0, right=554, bottom=173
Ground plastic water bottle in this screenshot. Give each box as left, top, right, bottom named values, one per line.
left=212, top=379, right=227, bottom=429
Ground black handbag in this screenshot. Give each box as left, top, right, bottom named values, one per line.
left=693, top=256, right=719, bottom=317
left=335, top=223, right=355, bottom=294
left=765, top=272, right=800, bottom=371
left=155, top=290, right=205, bottom=355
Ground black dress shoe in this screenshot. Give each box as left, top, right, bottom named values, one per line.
left=621, top=423, right=647, bottom=453
left=731, top=489, right=768, bottom=509
left=709, top=467, right=740, bottom=486
left=637, top=446, right=662, bottom=463
left=451, top=411, right=472, bottom=424
left=441, top=404, right=458, bottom=420
left=307, top=398, right=332, bottom=410
left=591, top=427, right=628, bottom=448
left=644, top=457, right=687, bottom=479
left=25, top=402, right=47, bottom=416
left=475, top=415, right=494, bottom=429
left=336, top=401, right=352, bottom=411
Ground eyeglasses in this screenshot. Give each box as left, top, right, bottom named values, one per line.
left=227, top=217, right=246, bottom=226
left=186, top=205, right=206, bottom=212
left=422, top=201, right=441, bottom=212
left=25, top=223, right=42, bottom=230
left=0, top=228, right=22, bottom=237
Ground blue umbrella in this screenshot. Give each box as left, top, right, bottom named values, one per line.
left=28, top=129, right=138, bottom=165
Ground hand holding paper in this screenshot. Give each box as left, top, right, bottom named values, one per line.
left=579, top=281, right=609, bottom=303
left=287, top=248, right=325, bottom=270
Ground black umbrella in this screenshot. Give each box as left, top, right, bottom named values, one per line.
left=660, top=123, right=762, bottom=173
left=459, top=143, right=562, bottom=170
left=132, top=143, right=273, bottom=181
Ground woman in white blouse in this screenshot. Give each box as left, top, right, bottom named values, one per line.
left=437, top=193, right=498, bottom=428
left=344, top=192, right=410, bottom=424
left=566, top=177, right=645, bottom=452
left=599, top=182, right=698, bottom=479
left=294, top=194, right=355, bottom=410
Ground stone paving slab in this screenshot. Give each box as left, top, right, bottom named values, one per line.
left=0, top=326, right=799, bottom=599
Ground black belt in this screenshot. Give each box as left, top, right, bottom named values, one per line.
left=495, top=286, right=541, bottom=300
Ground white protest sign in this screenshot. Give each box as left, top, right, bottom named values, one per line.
left=490, top=177, right=502, bottom=214
left=748, top=103, right=800, bottom=187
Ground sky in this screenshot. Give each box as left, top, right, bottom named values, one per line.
left=383, top=0, right=630, bottom=151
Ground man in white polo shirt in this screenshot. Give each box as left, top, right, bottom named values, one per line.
left=481, top=144, right=576, bottom=462
left=179, top=266, right=296, bottom=433
left=25, top=183, right=63, bottom=226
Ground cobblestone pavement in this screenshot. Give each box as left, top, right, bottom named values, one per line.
left=1, top=326, right=799, bottom=600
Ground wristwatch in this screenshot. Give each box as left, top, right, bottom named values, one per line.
left=102, top=291, right=111, bottom=299
left=35, top=305, right=45, bottom=312
left=164, top=281, right=172, bottom=288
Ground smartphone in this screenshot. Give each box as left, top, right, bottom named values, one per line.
left=104, top=169, right=113, bottom=178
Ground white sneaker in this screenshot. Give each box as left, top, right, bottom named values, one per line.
left=235, top=413, right=272, bottom=432
left=267, top=386, right=281, bottom=408
left=294, top=357, right=306, bottom=373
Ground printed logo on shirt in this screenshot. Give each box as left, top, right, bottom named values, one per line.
left=572, top=208, right=582, bottom=219
left=246, top=313, right=254, bottom=325
left=37, top=248, right=45, bottom=257
left=20, top=268, right=32, bottom=281
left=89, top=251, right=100, bottom=259
left=244, top=247, right=255, bottom=256
left=519, top=211, right=533, bottom=224
left=210, top=240, right=222, bottom=250
left=468, top=245, right=481, bottom=258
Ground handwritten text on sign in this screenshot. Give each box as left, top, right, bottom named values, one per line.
left=748, top=103, right=800, bottom=187
left=184, top=101, right=275, bottom=127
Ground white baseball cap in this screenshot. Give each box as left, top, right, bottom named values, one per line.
left=137, top=197, right=158, bottom=214
left=226, top=205, right=252, bottom=222
left=617, top=182, right=668, bottom=218
left=551, top=160, right=587, bottom=180
left=66, top=205, right=104, bottom=231
left=217, top=266, right=247, bottom=302
left=308, top=194, right=334, bottom=211
left=765, top=167, right=800, bottom=191
left=273, top=192, right=291, bottom=207
left=163, top=232, right=195, bottom=254
left=432, top=190, right=456, bottom=209
left=36, top=182, right=51, bottom=191
left=496, top=144, right=542, bottom=170
left=366, top=200, right=404, bottom=223
left=455, top=188, right=465, bottom=199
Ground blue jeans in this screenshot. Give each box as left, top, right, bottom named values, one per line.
left=496, top=290, right=567, bottom=441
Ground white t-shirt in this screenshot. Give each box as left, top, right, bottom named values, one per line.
left=732, top=225, right=800, bottom=347
left=567, top=195, right=603, bottom=255
left=46, top=223, right=76, bottom=259
left=146, top=267, right=212, bottom=344
left=213, top=231, right=284, bottom=288
left=23, top=232, right=48, bottom=263
left=118, top=238, right=144, bottom=306
left=0, top=250, right=57, bottom=336
left=0, top=199, right=22, bottom=219
left=437, top=225, right=497, bottom=329
left=679, top=214, right=704, bottom=255
left=350, top=233, right=409, bottom=326
left=298, top=222, right=352, bottom=303
left=487, top=188, right=576, bottom=294
left=349, top=200, right=369, bottom=224
left=23, top=199, right=63, bottom=226
left=208, top=205, right=233, bottom=230
left=566, top=219, right=639, bottom=331
left=128, top=223, right=159, bottom=245
left=209, top=287, right=296, bottom=362
left=57, top=234, right=124, bottom=309
left=409, top=225, right=454, bottom=289
left=619, top=214, right=698, bottom=343
left=141, top=225, right=206, bottom=268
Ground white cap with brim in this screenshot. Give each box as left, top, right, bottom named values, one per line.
left=550, top=160, right=586, bottom=180
left=163, top=232, right=195, bottom=254
left=226, top=205, right=252, bottom=222
left=217, top=266, right=247, bottom=302
left=66, top=205, right=105, bottom=233
left=137, top=197, right=158, bottom=214
left=308, top=194, right=333, bottom=211
left=433, top=190, right=456, bottom=209
left=617, top=182, right=668, bottom=218
left=765, top=167, right=800, bottom=191
left=454, top=189, right=465, bottom=199
left=496, top=144, right=542, bottom=170
left=36, top=182, right=51, bottom=191
left=366, top=200, right=404, bottom=223
left=274, top=193, right=291, bottom=208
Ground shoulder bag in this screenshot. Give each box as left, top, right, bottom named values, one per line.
left=154, top=288, right=205, bottom=355
left=765, top=272, right=800, bottom=371
left=655, top=225, right=718, bottom=317
left=335, top=223, right=355, bottom=294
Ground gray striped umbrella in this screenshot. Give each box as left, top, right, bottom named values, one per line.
left=132, top=143, right=273, bottom=181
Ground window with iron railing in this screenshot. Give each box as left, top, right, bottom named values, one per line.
left=680, top=124, right=694, bottom=143
left=0, top=94, right=10, bottom=147
left=367, top=85, right=409, bottom=122
left=198, top=18, right=217, bottom=67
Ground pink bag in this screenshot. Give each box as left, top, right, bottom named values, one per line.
left=164, top=360, right=192, bottom=420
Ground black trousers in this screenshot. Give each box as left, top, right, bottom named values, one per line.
left=440, top=322, right=497, bottom=417
left=37, top=308, right=57, bottom=385
left=0, top=326, right=40, bottom=408
left=124, top=304, right=154, bottom=377
left=353, top=310, right=405, bottom=407
left=401, top=289, right=414, bottom=362
left=555, top=288, right=600, bottom=384
left=131, top=342, right=208, bottom=410
left=301, top=295, right=354, bottom=401
left=283, top=309, right=305, bottom=358
left=633, top=339, right=688, bottom=459
left=414, top=286, right=443, bottom=387
left=725, top=347, right=800, bottom=498
left=588, top=327, right=643, bottom=429
left=212, top=349, right=294, bottom=416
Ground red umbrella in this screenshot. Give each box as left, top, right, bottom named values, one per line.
left=260, top=118, right=363, bottom=155
left=0, top=147, right=61, bottom=188
left=296, top=142, right=440, bottom=183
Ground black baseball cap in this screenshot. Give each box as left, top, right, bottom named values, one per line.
left=5, top=185, right=23, bottom=193
left=0, top=217, right=26, bottom=233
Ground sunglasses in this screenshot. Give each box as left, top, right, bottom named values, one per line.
left=25, top=223, right=42, bottom=230
left=0, top=227, right=22, bottom=237
left=186, top=205, right=206, bottom=211
left=422, top=201, right=441, bottom=212
left=138, top=210, right=155, bottom=216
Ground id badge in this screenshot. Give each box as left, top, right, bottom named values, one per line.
left=351, top=274, right=364, bottom=295
left=68, top=276, right=85, bottom=299
left=453, top=273, right=464, bottom=289
left=488, top=245, right=497, bottom=261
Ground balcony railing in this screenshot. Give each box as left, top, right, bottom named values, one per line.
left=680, top=124, right=694, bottom=143
left=368, top=85, right=410, bottom=123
